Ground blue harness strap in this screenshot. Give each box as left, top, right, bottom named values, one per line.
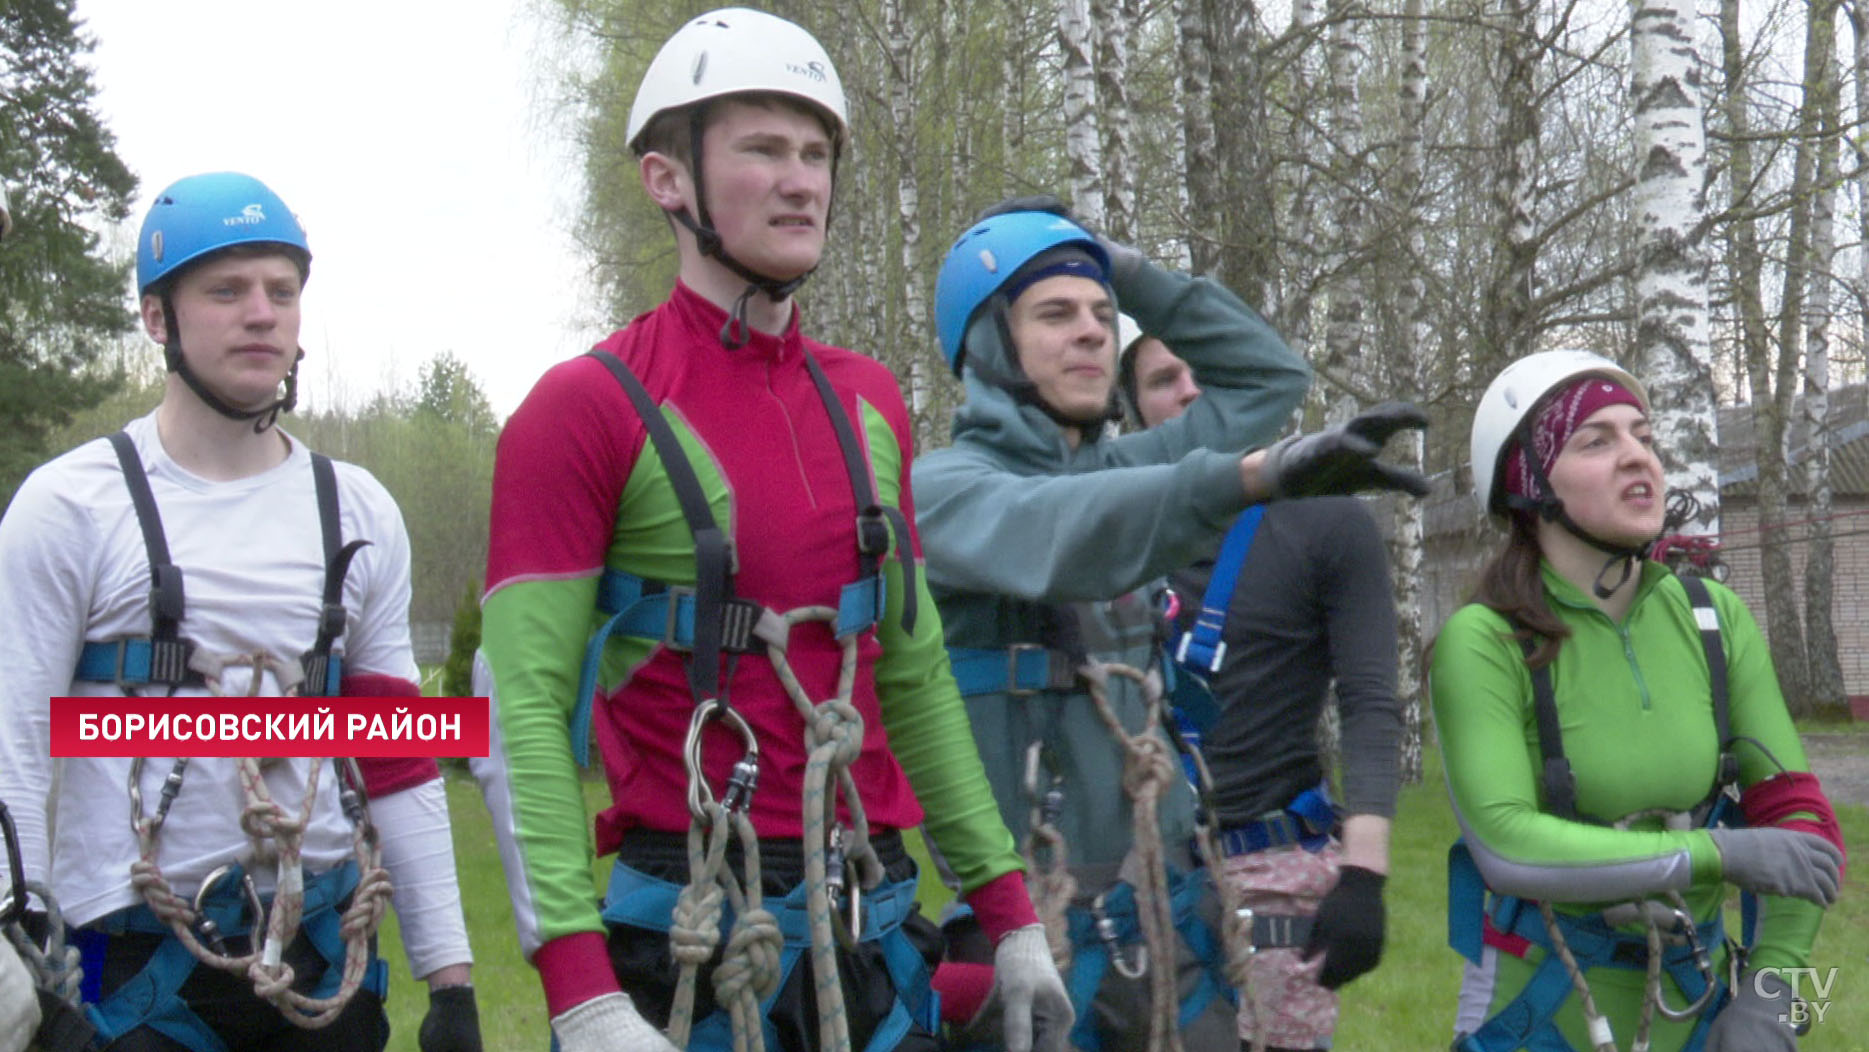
left=74, top=437, right=356, bottom=695
left=1210, top=781, right=1337, bottom=857
left=601, top=859, right=936, bottom=1051
left=78, top=860, right=385, bottom=1051
left=1061, top=869, right=1233, bottom=1052
left=944, top=645, right=1078, bottom=697
left=1170, top=505, right=1263, bottom=678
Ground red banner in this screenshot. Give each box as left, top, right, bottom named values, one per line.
left=50, top=696, right=490, bottom=758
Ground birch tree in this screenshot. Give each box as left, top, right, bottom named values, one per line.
left=883, top=0, right=934, bottom=448
left=1058, top=0, right=1105, bottom=226
left=1177, top=0, right=1223, bottom=275
left=1801, top=0, right=1846, bottom=712
left=1629, top=0, right=1719, bottom=530
left=1096, top=0, right=1139, bottom=242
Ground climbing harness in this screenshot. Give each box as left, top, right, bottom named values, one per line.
left=581, top=349, right=930, bottom=1052
left=74, top=432, right=367, bottom=696
left=1448, top=573, right=1746, bottom=1052
left=63, top=431, right=388, bottom=1045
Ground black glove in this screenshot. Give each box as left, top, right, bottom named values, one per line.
left=419, top=984, right=483, bottom=1052
left=1707, top=970, right=1802, bottom=1051
left=1262, top=402, right=1431, bottom=500
left=1302, top=865, right=1386, bottom=989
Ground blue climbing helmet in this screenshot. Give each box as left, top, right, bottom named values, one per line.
left=136, top=172, right=312, bottom=431
left=136, top=171, right=311, bottom=295
left=934, top=210, right=1109, bottom=376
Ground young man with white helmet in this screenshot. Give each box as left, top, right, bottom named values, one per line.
left=0, top=171, right=480, bottom=1051
left=913, top=200, right=1427, bottom=1050
left=473, top=9, right=1070, bottom=1051
left=1433, top=349, right=1843, bottom=1051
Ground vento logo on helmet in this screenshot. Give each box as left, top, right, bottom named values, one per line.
left=787, top=59, right=827, bottom=82
left=222, top=203, right=267, bottom=228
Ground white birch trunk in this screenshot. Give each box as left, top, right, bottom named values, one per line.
left=1058, top=0, right=1104, bottom=227
left=884, top=0, right=932, bottom=448
left=1317, top=0, right=1367, bottom=427
left=1282, top=0, right=1324, bottom=355
left=1489, top=0, right=1541, bottom=363
left=1630, top=0, right=1719, bottom=531
left=1177, top=0, right=1220, bottom=274
left=1803, top=1, right=1845, bottom=709
left=1096, top=0, right=1138, bottom=242
left=1391, top=0, right=1431, bottom=784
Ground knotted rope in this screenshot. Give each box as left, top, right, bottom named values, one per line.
left=1, top=882, right=84, bottom=1008
left=1173, top=710, right=1267, bottom=1052
left=1083, top=660, right=1182, bottom=1052
left=1020, top=743, right=1078, bottom=972
left=128, top=650, right=389, bottom=1029
left=1539, top=891, right=1716, bottom=1052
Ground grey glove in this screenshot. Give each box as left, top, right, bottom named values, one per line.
left=968, top=924, right=1074, bottom=1052
left=1261, top=402, right=1431, bottom=499
left=1709, top=827, right=1842, bottom=906
left=550, top=992, right=679, bottom=1052
left=1707, top=969, right=1802, bottom=1052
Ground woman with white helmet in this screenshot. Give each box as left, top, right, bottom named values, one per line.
left=1432, top=350, right=1845, bottom=1052
left=474, top=9, right=1073, bottom=1052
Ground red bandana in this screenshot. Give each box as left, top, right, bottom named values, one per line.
left=1504, top=376, right=1644, bottom=503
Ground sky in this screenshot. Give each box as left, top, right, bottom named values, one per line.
left=73, top=0, right=601, bottom=419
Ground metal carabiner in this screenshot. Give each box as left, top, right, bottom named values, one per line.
left=1652, top=906, right=1720, bottom=1022
left=825, top=826, right=865, bottom=951
left=129, top=757, right=190, bottom=837
left=191, top=864, right=264, bottom=957
left=1091, top=891, right=1148, bottom=980
left=683, top=700, right=760, bottom=824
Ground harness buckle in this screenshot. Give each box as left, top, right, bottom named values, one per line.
left=1006, top=643, right=1045, bottom=697
left=1233, top=905, right=1259, bottom=955
left=717, top=598, right=766, bottom=653
left=855, top=510, right=890, bottom=557
left=143, top=638, right=193, bottom=687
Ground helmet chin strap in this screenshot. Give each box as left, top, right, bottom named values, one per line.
left=1506, top=427, right=1659, bottom=599
left=677, top=104, right=833, bottom=349
left=161, top=293, right=302, bottom=434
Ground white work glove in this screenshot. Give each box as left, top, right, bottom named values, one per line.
left=969, top=923, right=1074, bottom=1052
left=1709, top=828, right=1843, bottom=907
left=549, top=991, right=679, bottom=1052
left=1707, top=970, right=1801, bottom=1052
left=0, top=935, right=40, bottom=1052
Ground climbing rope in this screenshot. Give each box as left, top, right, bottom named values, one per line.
left=1020, top=742, right=1078, bottom=972
left=1538, top=891, right=1720, bottom=1052
left=0, top=882, right=84, bottom=1012
left=127, top=650, right=390, bottom=1030
left=1172, top=720, right=1268, bottom=1052
left=767, top=604, right=879, bottom=1052
left=1082, top=659, right=1183, bottom=1052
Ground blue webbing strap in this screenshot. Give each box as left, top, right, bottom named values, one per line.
left=1172, top=506, right=1264, bottom=675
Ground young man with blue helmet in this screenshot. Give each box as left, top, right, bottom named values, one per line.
left=472, top=9, right=1071, bottom=1052
left=0, top=172, right=481, bottom=1051
left=913, top=200, right=1428, bottom=1050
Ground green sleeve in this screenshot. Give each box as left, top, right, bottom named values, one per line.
left=863, top=403, right=1025, bottom=894
left=1430, top=604, right=1722, bottom=904
left=1709, top=583, right=1825, bottom=970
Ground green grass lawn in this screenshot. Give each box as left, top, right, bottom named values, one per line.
left=377, top=748, right=1869, bottom=1050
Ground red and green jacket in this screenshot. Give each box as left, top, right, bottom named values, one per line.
left=480, top=282, right=1030, bottom=1014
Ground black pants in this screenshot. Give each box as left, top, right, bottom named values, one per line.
left=92, top=926, right=388, bottom=1052
left=610, top=829, right=942, bottom=1052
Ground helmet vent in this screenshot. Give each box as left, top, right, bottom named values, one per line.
left=979, top=249, right=997, bottom=273
left=691, top=51, right=707, bottom=85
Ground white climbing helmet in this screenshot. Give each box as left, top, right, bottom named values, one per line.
left=625, top=7, right=848, bottom=152
left=1469, top=349, right=1649, bottom=518
left=1117, top=313, right=1144, bottom=358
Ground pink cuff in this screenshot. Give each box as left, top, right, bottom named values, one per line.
left=963, top=870, right=1038, bottom=944
left=933, top=961, right=995, bottom=1023
left=535, top=932, right=622, bottom=1018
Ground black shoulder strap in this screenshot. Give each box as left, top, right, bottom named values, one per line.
left=1676, top=573, right=1739, bottom=791
left=800, top=351, right=917, bottom=634
left=107, top=432, right=185, bottom=650
left=1520, top=635, right=1581, bottom=823
left=586, top=350, right=733, bottom=703
left=307, top=453, right=370, bottom=668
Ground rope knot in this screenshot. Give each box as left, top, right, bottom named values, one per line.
left=714, top=907, right=783, bottom=1003
left=809, top=699, right=864, bottom=767
left=670, top=882, right=726, bottom=967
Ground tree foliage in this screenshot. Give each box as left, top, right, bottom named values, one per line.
left=0, top=0, right=137, bottom=507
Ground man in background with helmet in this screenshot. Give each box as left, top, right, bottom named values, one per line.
left=472, top=9, right=1071, bottom=1052
left=1117, top=322, right=1401, bottom=1052
left=0, top=171, right=480, bottom=1052
left=911, top=199, right=1426, bottom=1049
